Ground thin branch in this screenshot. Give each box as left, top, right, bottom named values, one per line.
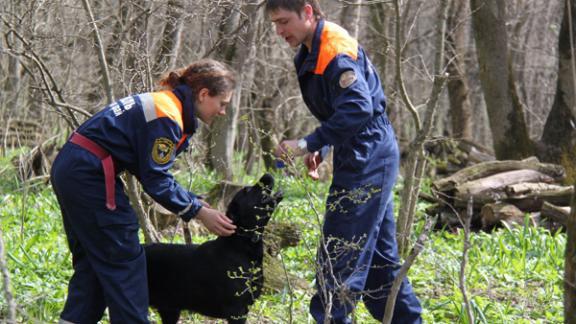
left=1, top=17, right=84, bottom=127
left=80, top=0, right=114, bottom=103
left=459, top=197, right=474, bottom=323
left=125, top=176, right=161, bottom=244
left=382, top=217, right=434, bottom=324
left=393, top=0, right=421, bottom=130
left=0, top=228, right=17, bottom=323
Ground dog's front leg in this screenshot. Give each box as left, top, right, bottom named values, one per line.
left=156, top=308, right=181, bottom=324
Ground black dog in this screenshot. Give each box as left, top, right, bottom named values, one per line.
left=145, top=174, right=283, bottom=324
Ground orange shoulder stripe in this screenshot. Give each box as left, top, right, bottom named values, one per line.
left=150, top=91, right=184, bottom=130
left=314, top=22, right=358, bottom=75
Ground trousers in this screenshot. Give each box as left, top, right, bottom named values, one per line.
left=51, top=142, right=149, bottom=323
left=309, top=115, right=422, bottom=323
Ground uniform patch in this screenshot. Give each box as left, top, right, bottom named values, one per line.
left=339, top=70, right=357, bottom=88
left=152, top=138, right=175, bottom=164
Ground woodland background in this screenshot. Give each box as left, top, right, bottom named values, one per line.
left=1, top=0, right=576, bottom=323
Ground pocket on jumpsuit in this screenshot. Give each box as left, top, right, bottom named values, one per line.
left=95, top=210, right=142, bottom=264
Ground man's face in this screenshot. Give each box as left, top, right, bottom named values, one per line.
left=269, top=8, right=314, bottom=48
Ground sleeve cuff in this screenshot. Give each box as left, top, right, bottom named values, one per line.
left=178, top=197, right=203, bottom=222
left=304, top=132, right=325, bottom=153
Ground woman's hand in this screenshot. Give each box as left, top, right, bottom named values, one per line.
left=195, top=207, right=236, bottom=236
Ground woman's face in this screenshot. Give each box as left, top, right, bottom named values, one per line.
left=195, top=88, right=233, bottom=125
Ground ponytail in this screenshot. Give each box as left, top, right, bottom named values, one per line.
left=158, top=59, right=237, bottom=98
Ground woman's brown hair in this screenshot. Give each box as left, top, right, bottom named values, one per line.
left=158, top=59, right=237, bottom=98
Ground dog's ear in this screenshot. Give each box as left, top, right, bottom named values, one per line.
left=257, top=173, right=274, bottom=191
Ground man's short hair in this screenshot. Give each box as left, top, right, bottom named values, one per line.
left=265, top=0, right=325, bottom=19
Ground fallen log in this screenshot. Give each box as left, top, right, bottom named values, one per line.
left=505, top=183, right=573, bottom=205
left=433, top=157, right=565, bottom=192
left=454, top=169, right=556, bottom=207
left=481, top=203, right=526, bottom=230
left=541, top=201, right=570, bottom=226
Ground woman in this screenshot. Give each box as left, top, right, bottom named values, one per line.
left=51, top=59, right=237, bottom=324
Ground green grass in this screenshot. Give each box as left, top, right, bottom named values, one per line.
left=0, top=156, right=567, bottom=323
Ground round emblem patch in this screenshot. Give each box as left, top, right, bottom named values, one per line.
left=339, top=70, right=357, bottom=88
left=152, top=138, right=175, bottom=164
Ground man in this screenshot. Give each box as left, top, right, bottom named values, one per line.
left=267, top=1, right=423, bottom=323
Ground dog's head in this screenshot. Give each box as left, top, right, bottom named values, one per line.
left=226, top=174, right=283, bottom=242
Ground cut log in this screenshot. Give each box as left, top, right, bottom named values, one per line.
left=433, top=157, right=565, bottom=192
left=454, top=169, right=556, bottom=207
left=505, top=183, right=573, bottom=205
left=541, top=201, right=570, bottom=226
left=481, top=203, right=525, bottom=230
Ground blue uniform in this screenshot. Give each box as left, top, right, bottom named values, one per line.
left=51, top=84, right=202, bottom=323
left=295, top=20, right=422, bottom=323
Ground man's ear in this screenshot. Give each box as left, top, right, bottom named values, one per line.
left=303, top=4, right=314, bottom=20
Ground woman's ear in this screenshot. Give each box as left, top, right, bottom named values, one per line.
left=197, top=88, right=209, bottom=103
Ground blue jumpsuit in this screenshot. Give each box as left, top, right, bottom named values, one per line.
left=295, top=20, right=423, bottom=323
left=51, top=84, right=203, bottom=323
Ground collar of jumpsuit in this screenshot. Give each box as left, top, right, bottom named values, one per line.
left=295, top=19, right=358, bottom=78
left=172, top=83, right=199, bottom=136
left=295, top=19, right=325, bottom=76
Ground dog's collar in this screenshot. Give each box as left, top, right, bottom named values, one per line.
left=235, top=227, right=262, bottom=243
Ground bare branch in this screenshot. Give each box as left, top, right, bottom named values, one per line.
left=382, top=217, right=434, bottom=324
left=0, top=228, right=17, bottom=323
left=80, top=0, right=114, bottom=103
left=459, top=197, right=474, bottom=323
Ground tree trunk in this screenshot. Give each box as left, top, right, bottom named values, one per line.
left=339, top=0, right=363, bottom=39
left=206, top=1, right=255, bottom=180
left=445, top=0, right=473, bottom=140
left=470, top=0, right=534, bottom=160
left=540, top=0, right=576, bottom=184
left=565, top=184, right=576, bottom=324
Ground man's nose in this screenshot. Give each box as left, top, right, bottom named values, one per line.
left=275, top=25, right=284, bottom=36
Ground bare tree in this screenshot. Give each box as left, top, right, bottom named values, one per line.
left=445, top=0, right=473, bottom=140
left=153, top=0, right=185, bottom=73
left=395, top=0, right=449, bottom=256
left=470, top=0, right=534, bottom=160
left=540, top=0, right=576, bottom=181
left=205, top=1, right=252, bottom=180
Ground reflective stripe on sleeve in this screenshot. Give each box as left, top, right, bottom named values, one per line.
left=177, top=203, right=193, bottom=217
left=139, top=93, right=157, bottom=122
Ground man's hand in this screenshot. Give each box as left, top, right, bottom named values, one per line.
left=304, top=151, right=322, bottom=180
left=195, top=207, right=236, bottom=236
